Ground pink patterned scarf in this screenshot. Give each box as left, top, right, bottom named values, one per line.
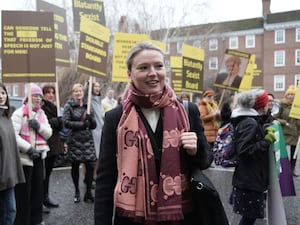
left=114, top=84, right=193, bottom=224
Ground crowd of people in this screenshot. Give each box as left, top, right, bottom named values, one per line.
left=1, top=41, right=299, bottom=225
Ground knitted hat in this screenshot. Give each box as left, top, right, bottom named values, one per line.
left=203, top=90, right=214, bottom=97
left=253, top=91, right=269, bottom=110
left=29, top=83, right=43, bottom=96
left=285, top=85, right=296, bottom=97
left=23, top=83, right=43, bottom=103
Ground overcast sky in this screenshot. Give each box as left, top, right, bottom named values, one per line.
left=1, top=0, right=300, bottom=23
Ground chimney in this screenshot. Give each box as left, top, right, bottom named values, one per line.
left=262, top=0, right=271, bottom=18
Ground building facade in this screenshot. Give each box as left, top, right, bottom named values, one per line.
left=151, top=0, right=300, bottom=99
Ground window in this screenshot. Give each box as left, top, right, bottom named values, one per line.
left=275, top=29, right=285, bottom=44
left=274, top=75, right=285, bottom=91
left=274, top=51, right=285, bottom=67
left=165, top=59, right=170, bottom=71
left=209, top=38, right=218, bottom=51
left=13, top=85, right=19, bottom=96
left=165, top=43, right=170, bottom=55
left=177, top=41, right=183, bottom=53
left=229, top=36, right=238, bottom=49
left=245, top=35, right=255, bottom=48
left=6, top=85, right=11, bottom=96
left=193, top=40, right=201, bottom=48
left=295, top=49, right=300, bottom=65
left=296, top=28, right=300, bottom=42
left=209, top=57, right=218, bottom=70
left=295, top=74, right=300, bottom=89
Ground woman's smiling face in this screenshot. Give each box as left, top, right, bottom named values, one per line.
left=128, top=49, right=166, bottom=95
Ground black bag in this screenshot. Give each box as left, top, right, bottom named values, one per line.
left=191, top=168, right=229, bottom=225
left=53, top=144, right=69, bottom=168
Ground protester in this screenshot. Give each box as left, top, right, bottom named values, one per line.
left=94, top=41, right=213, bottom=225
left=275, top=85, right=300, bottom=177
left=264, top=93, right=276, bottom=124
left=63, top=83, right=97, bottom=203
left=101, top=88, right=117, bottom=115
left=198, top=89, right=222, bottom=147
left=229, top=89, right=276, bottom=225
left=0, top=83, right=25, bottom=225
left=179, top=91, right=191, bottom=101
left=41, top=84, right=64, bottom=209
left=84, top=81, right=104, bottom=181
left=12, top=83, right=52, bottom=225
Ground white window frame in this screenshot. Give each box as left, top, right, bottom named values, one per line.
left=6, top=85, right=11, bottom=96
left=275, top=29, right=285, bottom=44
left=165, top=59, right=170, bottom=72
left=177, top=41, right=183, bottom=53
left=209, top=38, right=218, bottom=51
left=209, top=57, right=218, bottom=70
left=13, top=85, right=19, bottom=96
left=274, top=75, right=285, bottom=91
left=296, top=28, right=300, bottom=42
left=295, top=74, right=300, bottom=89
left=274, top=50, right=285, bottom=67
left=295, top=49, right=300, bottom=66
left=245, top=35, right=255, bottom=48
left=229, top=36, right=238, bottom=49
left=165, top=43, right=170, bottom=55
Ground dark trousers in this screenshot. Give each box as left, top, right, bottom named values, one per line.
left=290, top=145, right=297, bottom=168
left=14, top=158, right=44, bottom=225
left=238, top=216, right=256, bottom=225
left=71, top=161, right=95, bottom=194
left=44, top=155, right=56, bottom=197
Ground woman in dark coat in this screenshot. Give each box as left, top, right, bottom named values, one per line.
left=0, top=83, right=25, bottom=225
left=94, top=42, right=214, bottom=225
left=230, top=89, right=276, bottom=225
left=41, top=84, right=64, bottom=209
left=63, top=83, right=97, bottom=203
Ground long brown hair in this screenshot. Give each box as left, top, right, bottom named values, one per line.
left=0, top=83, right=11, bottom=117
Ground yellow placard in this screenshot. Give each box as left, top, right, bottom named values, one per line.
left=289, top=82, right=300, bottom=119
left=111, top=33, right=148, bottom=82
left=148, top=40, right=166, bottom=54
left=239, top=54, right=256, bottom=91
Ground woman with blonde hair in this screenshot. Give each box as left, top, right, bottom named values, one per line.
left=275, top=85, right=300, bottom=176
left=63, top=83, right=97, bottom=203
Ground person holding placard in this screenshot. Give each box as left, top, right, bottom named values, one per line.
left=41, top=84, right=64, bottom=209
left=275, top=85, right=300, bottom=177
left=12, top=83, right=52, bottom=225
left=63, top=83, right=97, bottom=203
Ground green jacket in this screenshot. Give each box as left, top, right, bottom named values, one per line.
left=275, top=99, right=300, bottom=146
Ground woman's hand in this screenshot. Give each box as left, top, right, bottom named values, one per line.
left=180, top=132, right=197, bottom=156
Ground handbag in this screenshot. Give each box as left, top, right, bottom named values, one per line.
left=53, top=141, right=69, bottom=168
left=191, top=168, right=229, bottom=225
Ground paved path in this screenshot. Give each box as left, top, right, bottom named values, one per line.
left=44, top=159, right=300, bottom=225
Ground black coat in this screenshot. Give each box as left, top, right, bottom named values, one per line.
left=94, top=101, right=213, bottom=225
left=232, top=116, right=271, bottom=192
left=63, top=99, right=97, bottom=162
left=42, top=99, right=64, bottom=157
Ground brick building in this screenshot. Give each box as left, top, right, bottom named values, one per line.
left=151, top=0, right=300, bottom=99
